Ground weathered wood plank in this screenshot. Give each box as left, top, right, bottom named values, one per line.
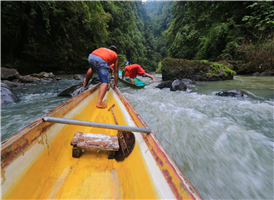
left=71, top=132, right=119, bottom=151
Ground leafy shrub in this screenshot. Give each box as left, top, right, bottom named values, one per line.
left=236, top=35, right=274, bottom=73
left=156, top=61, right=162, bottom=73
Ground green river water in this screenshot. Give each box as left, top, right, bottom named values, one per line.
left=1, top=74, right=273, bottom=199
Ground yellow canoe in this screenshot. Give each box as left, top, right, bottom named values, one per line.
left=1, top=84, right=202, bottom=199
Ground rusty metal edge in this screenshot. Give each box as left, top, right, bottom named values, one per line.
left=0, top=83, right=101, bottom=167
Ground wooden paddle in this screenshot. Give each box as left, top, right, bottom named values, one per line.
left=108, top=104, right=135, bottom=161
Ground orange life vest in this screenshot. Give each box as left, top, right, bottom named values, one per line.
left=91, top=48, right=117, bottom=66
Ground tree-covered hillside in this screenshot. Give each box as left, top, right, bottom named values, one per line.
left=2, top=1, right=273, bottom=75
left=1, top=1, right=157, bottom=74
left=145, top=1, right=173, bottom=62
left=161, top=1, right=274, bottom=74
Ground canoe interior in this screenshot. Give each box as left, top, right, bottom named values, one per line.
left=118, top=70, right=146, bottom=88
left=1, top=84, right=201, bottom=200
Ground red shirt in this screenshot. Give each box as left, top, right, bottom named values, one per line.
left=124, top=64, right=145, bottom=78
left=110, top=64, right=114, bottom=68
left=91, top=48, right=117, bottom=66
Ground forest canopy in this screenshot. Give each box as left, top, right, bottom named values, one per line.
left=1, top=1, right=157, bottom=74
left=1, top=1, right=273, bottom=75
left=162, top=1, right=274, bottom=74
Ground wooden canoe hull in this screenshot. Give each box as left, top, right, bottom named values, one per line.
left=1, top=84, right=202, bottom=200
left=118, top=70, right=146, bottom=88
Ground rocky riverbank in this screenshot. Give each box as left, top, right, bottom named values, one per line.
left=1, top=67, right=64, bottom=88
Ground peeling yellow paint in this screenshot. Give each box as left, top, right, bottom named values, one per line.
left=2, top=91, right=158, bottom=199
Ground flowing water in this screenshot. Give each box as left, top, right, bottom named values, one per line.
left=1, top=74, right=274, bottom=199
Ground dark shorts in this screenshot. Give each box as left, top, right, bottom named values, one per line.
left=88, top=54, right=110, bottom=83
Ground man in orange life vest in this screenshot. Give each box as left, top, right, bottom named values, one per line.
left=122, top=62, right=156, bottom=84
left=83, top=45, right=119, bottom=109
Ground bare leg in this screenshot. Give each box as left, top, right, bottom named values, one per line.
left=96, top=83, right=108, bottom=109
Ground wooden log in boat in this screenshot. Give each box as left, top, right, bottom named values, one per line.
left=1, top=83, right=202, bottom=200
left=118, top=70, right=146, bottom=88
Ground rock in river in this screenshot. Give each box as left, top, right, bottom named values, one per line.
left=1, top=83, right=20, bottom=105
left=58, top=84, right=86, bottom=97
left=216, top=89, right=244, bottom=97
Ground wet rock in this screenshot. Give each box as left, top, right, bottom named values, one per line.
left=155, top=80, right=173, bottom=89
left=219, top=70, right=224, bottom=77
left=260, top=70, right=274, bottom=76
left=216, top=89, right=244, bottom=97
left=73, top=74, right=84, bottom=80
left=55, top=77, right=63, bottom=81
left=31, top=71, right=55, bottom=78
left=58, top=84, right=86, bottom=97
left=1, top=67, right=20, bottom=80
left=1, top=80, right=23, bottom=87
left=19, top=75, right=40, bottom=83
left=156, top=79, right=193, bottom=91
left=253, top=72, right=260, bottom=76
left=181, top=79, right=196, bottom=85
left=1, top=83, right=20, bottom=105
left=170, top=79, right=187, bottom=91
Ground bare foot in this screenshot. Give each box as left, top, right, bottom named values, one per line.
left=96, top=102, right=107, bottom=109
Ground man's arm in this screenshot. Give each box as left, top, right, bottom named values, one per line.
left=144, top=73, right=156, bottom=82
left=122, top=68, right=127, bottom=79
left=83, top=68, right=93, bottom=87
left=114, top=57, right=119, bottom=87
left=130, top=78, right=135, bottom=84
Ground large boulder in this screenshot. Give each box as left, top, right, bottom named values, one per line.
left=259, top=69, right=274, bottom=76
left=58, top=84, right=86, bottom=97
left=1, top=67, right=20, bottom=80
left=156, top=80, right=173, bottom=89
left=216, top=89, right=244, bottom=98
left=1, top=83, right=20, bottom=105
left=170, top=79, right=187, bottom=91
left=156, top=79, right=193, bottom=91
left=161, top=58, right=236, bottom=81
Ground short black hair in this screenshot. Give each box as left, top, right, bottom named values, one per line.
left=109, top=45, right=117, bottom=53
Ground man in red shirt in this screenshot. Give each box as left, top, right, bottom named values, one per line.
left=83, top=45, right=119, bottom=109
left=122, top=62, right=156, bottom=84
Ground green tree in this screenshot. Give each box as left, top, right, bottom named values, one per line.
left=1, top=1, right=110, bottom=73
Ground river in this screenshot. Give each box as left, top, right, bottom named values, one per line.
left=1, top=74, right=273, bottom=199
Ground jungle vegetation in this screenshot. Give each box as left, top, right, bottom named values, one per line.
left=1, top=1, right=157, bottom=74
left=162, top=1, right=274, bottom=74
left=1, top=1, right=273, bottom=75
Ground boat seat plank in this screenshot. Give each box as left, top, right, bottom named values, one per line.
left=71, top=132, right=119, bottom=151
left=71, top=132, right=119, bottom=159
